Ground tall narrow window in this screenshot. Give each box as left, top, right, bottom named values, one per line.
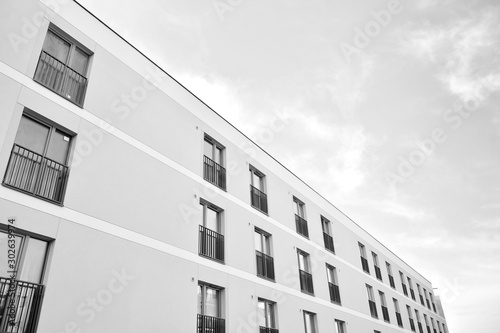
left=298, top=250, right=314, bottom=294
left=366, top=284, right=378, bottom=318
left=359, top=243, right=370, bottom=273
left=408, top=277, right=415, bottom=300
left=415, top=309, right=423, bottom=333
left=199, top=200, right=224, bottom=262
left=429, top=292, right=437, bottom=313
left=431, top=317, right=437, bottom=333
left=250, top=166, right=268, bottom=213
left=0, top=229, right=49, bottom=332
left=203, top=135, right=226, bottom=190
left=393, top=298, right=403, bottom=328
left=442, top=322, right=447, bottom=333
left=197, top=283, right=224, bottom=333
left=417, top=284, right=425, bottom=305
left=255, top=228, right=274, bottom=280
left=303, top=311, right=317, bottom=333
left=437, top=320, right=442, bottom=333
left=326, top=264, right=341, bottom=305
left=407, top=305, right=415, bottom=332
left=258, top=299, right=278, bottom=333
left=3, top=113, right=71, bottom=205
left=372, top=252, right=382, bottom=281
left=424, top=314, right=431, bottom=333
left=321, top=216, right=335, bottom=253
left=386, top=262, right=395, bottom=288
left=335, top=319, right=346, bottom=333
left=423, top=288, right=431, bottom=309
left=34, top=26, right=90, bottom=106
left=400, top=271, right=408, bottom=296
left=293, top=197, right=308, bottom=238
left=379, top=291, right=390, bottom=322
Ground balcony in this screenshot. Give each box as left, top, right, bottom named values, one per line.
left=2, top=144, right=69, bottom=205
left=256, top=251, right=275, bottom=280
left=203, top=156, right=226, bottom=190
left=389, top=275, right=395, bottom=288
left=259, top=327, right=279, bottom=333
left=323, top=233, right=335, bottom=253
left=197, top=314, right=225, bottom=333
left=368, top=300, right=378, bottom=318
left=328, top=282, right=341, bottom=304
left=396, top=312, right=403, bottom=327
left=199, top=225, right=224, bottom=262
left=382, top=305, right=390, bottom=322
left=250, top=185, right=268, bottom=213
left=375, top=266, right=382, bottom=280
left=0, top=277, right=44, bottom=333
left=361, top=257, right=370, bottom=273
left=299, top=270, right=314, bottom=294
left=295, top=215, right=308, bottom=238
left=34, top=51, right=88, bottom=107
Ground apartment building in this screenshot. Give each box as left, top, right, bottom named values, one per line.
left=0, top=0, right=449, bottom=332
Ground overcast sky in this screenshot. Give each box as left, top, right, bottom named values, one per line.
left=77, top=0, right=500, bottom=331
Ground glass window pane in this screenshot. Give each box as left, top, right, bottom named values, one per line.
left=215, top=147, right=222, bottom=164
left=205, top=287, right=219, bottom=317
left=197, top=285, right=202, bottom=314
left=204, top=140, right=213, bottom=158
left=262, top=235, right=270, bottom=255
left=205, top=207, right=218, bottom=232
left=46, top=129, right=71, bottom=164
left=254, top=232, right=262, bottom=252
left=298, top=253, right=307, bottom=271
left=0, top=231, right=24, bottom=276
left=18, top=238, right=48, bottom=284
left=43, top=30, right=70, bottom=63
left=70, top=47, right=89, bottom=75
left=257, top=301, right=266, bottom=327
left=14, top=116, right=50, bottom=155
left=252, top=173, right=261, bottom=190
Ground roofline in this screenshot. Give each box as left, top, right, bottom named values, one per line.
left=72, top=0, right=431, bottom=285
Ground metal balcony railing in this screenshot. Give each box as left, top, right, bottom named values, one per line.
left=299, top=270, right=314, bottom=294
left=323, top=233, right=335, bottom=253
left=389, top=275, right=395, bottom=288
left=295, top=215, right=308, bottom=238
left=34, top=51, right=88, bottom=107
left=197, top=314, right=225, bottom=333
left=382, top=305, right=390, bottom=322
left=256, top=251, right=275, bottom=280
left=259, top=327, right=279, bottom=333
left=375, top=266, right=382, bottom=280
left=0, top=277, right=44, bottom=333
left=250, top=185, right=268, bottom=213
left=361, top=257, right=370, bottom=273
left=3, top=144, right=69, bottom=205
left=368, top=300, right=378, bottom=318
left=199, top=225, right=224, bottom=262
left=396, top=312, right=403, bottom=327
left=328, top=282, right=341, bottom=304
left=203, top=156, right=226, bottom=190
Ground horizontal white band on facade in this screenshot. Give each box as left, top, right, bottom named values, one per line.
left=0, top=60, right=443, bottom=325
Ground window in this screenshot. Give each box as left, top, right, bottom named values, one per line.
left=335, top=319, right=346, bottom=333
left=298, top=250, right=314, bottom=294
left=407, top=306, right=415, bottom=332
left=400, top=271, right=408, bottom=296
left=417, top=284, right=425, bottom=305
left=34, top=26, right=90, bottom=106
left=379, top=291, right=390, bottom=322
left=407, top=277, right=415, bottom=300
left=393, top=298, right=403, bottom=328
left=258, top=299, right=278, bottom=332
left=198, top=200, right=224, bottom=262
left=0, top=228, right=49, bottom=332
left=437, top=320, right=442, bottom=333
left=197, top=283, right=224, bottom=333
left=321, top=216, right=335, bottom=253
left=423, top=288, right=431, bottom=309
left=366, top=284, right=378, bottom=318
left=203, top=135, right=226, bottom=190
left=359, top=243, right=370, bottom=273
left=250, top=166, right=268, bottom=213
left=255, top=228, right=274, bottom=280
left=372, top=252, right=382, bottom=281
left=415, top=309, right=423, bottom=333
left=303, top=311, right=317, bottom=333
left=326, top=264, right=341, bottom=304
left=429, top=292, right=437, bottom=313
left=293, top=197, right=308, bottom=237
left=3, top=113, right=72, bottom=205
left=424, top=314, right=431, bottom=333
left=386, top=262, right=395, bottom=288
left=374, top=331, right=381, bottom=333
left=442, top=323, right=447, bottom=333
left=431, top=317, right=437, bottom=333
